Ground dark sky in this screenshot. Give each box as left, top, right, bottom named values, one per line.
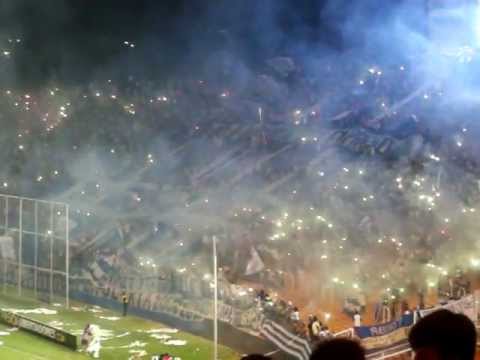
left=0, top=0, right=417, bottom=88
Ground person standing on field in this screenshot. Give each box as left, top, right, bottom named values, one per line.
left=354, top=310, right=361, bottom=327
left=122, top=291, right=129, bottom=316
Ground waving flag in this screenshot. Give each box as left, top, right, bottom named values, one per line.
left=260, top=319, right=311, bottom=360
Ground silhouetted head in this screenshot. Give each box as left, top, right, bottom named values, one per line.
left=310, top=338, right=365, bottom=360
left=241, top=355, right=271, bottom=360
left=408, top=309, right=476, bottom=360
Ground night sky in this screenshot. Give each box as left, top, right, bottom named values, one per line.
left=0, top=0, right=418, bottom=88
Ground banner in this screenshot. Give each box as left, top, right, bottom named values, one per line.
left=355, top=313, right=413, bottom=352
left=330, top=129, right=396, bottom=157
left=260, top=319, right=311, bottom=360
left=355, top=313, right=413, bottom=338
left=0, top=309, right=77, bottom=350
left=245, top=247, right=265, bottom=276
left=217, top=303, right=235, bottom=324
left=418, top=294, right=476, bottom=322
left=361, top=327, right=409, bottom=351
left=237, top=306, right=265, bottom=332
left=0, top=236, right=15, bottom=260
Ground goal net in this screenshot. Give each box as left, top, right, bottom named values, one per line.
left=0, top=194, right=70, bottom=307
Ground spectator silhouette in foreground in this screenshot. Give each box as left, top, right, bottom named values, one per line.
left=409, top=309, right=476, bottom=360
left=310, top=338, right=365, bottom=360
left=241, top=355, right=271, bottom=360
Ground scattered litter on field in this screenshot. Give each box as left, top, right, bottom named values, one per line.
left=144, top=328, right=178, bottom=334
left=115, top=332, right=130, bottom=338
left=48, top=321, right=64, bottom=328
left=98, top=316, right=120, bottom=321
left=148, top=333, right=187, bottom=346
left=0, top=331, right=10, bottom=336
left=0, top=341, right=3, bottom=346
left=115, top=340, right=147, bottom=349
left=52, top=303, right=62, bottom=307
left=71, top=306, right=83, bottom=311
left=150, top=334, right=171, bottom=340
left=128, top=350, right=148, bottom=359
left=88, top=308, right=103, bottom=313
left=128, top=341, right=147, bottom=348
left=128, top=349, right=147, bottom=355
left=2, top=308, right=57, bottom=315
left=165, top=339, right=187, bottom=346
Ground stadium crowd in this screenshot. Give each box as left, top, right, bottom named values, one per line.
left=0, top=32, right=480, bottom=358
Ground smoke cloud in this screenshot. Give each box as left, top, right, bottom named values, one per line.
left=0, top=0, right=479, bottom=310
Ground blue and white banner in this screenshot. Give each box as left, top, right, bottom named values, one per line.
left=355, top=313, right=413, bottom=352
left=354, top=313, right=413, bottom=339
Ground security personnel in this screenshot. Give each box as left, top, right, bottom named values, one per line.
left=121, top=291, right=129, bottom=316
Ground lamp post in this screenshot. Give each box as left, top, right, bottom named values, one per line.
left=212, top=235, right=218, bottom=360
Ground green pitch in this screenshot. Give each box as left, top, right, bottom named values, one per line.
left=0, top=289, right=239, bottom=359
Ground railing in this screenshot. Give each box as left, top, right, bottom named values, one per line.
left=366, top=342, right=411, bottom=359
left=369, top=348, right=411, bottom=360
left=333, top=327, right=354, bottom=338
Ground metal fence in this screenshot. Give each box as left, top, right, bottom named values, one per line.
left=366, top=343, right=412, bottom=360
left=0, top=194, right=70, bottom=307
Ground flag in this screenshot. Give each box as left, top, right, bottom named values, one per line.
left=260, top=319, right=311, bottom=360
left=89, top=262, right=106, bottom=283
left=245, top=247, right=265, bottom=276
left=0, top=236, right=15, bottom=260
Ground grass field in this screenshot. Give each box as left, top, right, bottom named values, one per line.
left=0, top=288, right=239, bottom=360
